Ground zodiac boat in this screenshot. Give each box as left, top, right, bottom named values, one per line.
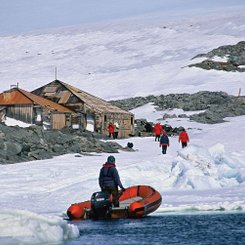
left=67, top=185, right=162, bottom=220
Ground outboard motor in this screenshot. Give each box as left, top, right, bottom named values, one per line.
left=91, top=191, right=112, bottom=219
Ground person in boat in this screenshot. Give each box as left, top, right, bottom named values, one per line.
left=159, top=131, right=170, bottom=154
left=178, top=128, right=190, bottom=148
left=99, top=155, right=125, bottom=207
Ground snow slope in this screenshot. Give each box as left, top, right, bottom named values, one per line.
left=0, top=8, right=244, bottom=99
left=1, top=0, right=244, bottom=36
left=0, top=7, right=244, bottom=245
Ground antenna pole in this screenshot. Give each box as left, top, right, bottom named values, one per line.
left=55, top=67, right=57, bottom=80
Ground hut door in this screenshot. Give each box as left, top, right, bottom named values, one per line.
left=52, top=113, right=66, bottom=129
left=86, top=114, right=95, bottom=132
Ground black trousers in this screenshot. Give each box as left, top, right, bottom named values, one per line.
left=102, top=187, right=119, bottom=207
left=161, top=145, right=167, bottom=154
left=155, top=135, right=160, bottom=141
left=181, top=142, right=187, bottom=148
left=113, top=132, right=118, bottom=139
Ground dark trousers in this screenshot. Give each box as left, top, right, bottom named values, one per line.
left=113, top=132, right=118, bottom=139
left=161, top=145, right=167, bottom=154
left=102, top=187, right=119, bottom=207
left=155, top=135, right=160, bottom=141
left=181, top=142, right=187, bottom=148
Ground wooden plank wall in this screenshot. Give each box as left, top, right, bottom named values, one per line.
left=6, top=105, right=33, bottom=123
left=100, top=113, right=134, bottom=137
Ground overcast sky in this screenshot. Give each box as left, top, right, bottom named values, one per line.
left=0, top=0, right=244, bottom=35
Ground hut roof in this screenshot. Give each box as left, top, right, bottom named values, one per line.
left=35, top=80, right=133, bottom=115
left=0, top=88, right=73, bottom=113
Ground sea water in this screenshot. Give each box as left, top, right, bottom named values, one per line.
left=62, top=212, right=245, bottom=245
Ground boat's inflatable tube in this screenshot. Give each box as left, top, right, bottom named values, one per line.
left=67, top=200, right=91, bottom=220
left=119, top=185, right=162, bottom=218
left=67, top=185, right=162, bottom=220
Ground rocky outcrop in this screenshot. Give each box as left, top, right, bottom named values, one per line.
left=134, top=119, right=186, bottom=137
left=0, top=124, right=126, bottom=164
left=111, top=91, right=245, bottom=124
left=189, top=41, right=245, bottom=72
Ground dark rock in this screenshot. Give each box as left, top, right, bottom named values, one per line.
left=189, top=41, right=245, bottom=72
left=111, top=91, right=245, bottom=124
left=0, top=123, right=124, bottom=164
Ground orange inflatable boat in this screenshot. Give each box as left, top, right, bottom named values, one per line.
left=67, top=185, right=162, bottom=220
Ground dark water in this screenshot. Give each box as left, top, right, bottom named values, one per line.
left=62, top=212, right=245, bottom=245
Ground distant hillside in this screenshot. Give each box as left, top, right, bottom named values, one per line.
left=111, top=91, right=245, bottom=124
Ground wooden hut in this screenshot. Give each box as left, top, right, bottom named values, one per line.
left=0, top=87, right=75, bottom=129
left=32, top=80, right=135, bottom=137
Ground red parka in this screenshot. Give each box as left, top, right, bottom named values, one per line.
left=108, top=123, right=115, bottom=134
left=153, top=123, right=162, bottom=135
left=179, top=131, right=189, bottom=143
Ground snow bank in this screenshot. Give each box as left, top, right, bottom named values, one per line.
left=0, top=209, right=79, bottom=245
left=169, top=144, right=243, bottom=190
left=4, top=117, right=32, bottom=128
left=161, top=182, right=245, bottom=212
left=131, top=103, right=206, bottom=122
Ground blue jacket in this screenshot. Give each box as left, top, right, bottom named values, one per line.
left=99, top=163, right=124, bottom=189
left=160, top=135, right=169, bottom=146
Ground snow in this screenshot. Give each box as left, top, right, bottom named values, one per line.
left=211, top=55, right=229, bottom=62
left=4, top=117, right=33, bottom=128
left=0, top=3, right=245, bottom=244
left=0, top=209, right=79, bottom=245
left=0, top=8, right=244, bottom=99
left=131, top=103, right=205, bottom=122
left=0, top=115, right=245, bottom=244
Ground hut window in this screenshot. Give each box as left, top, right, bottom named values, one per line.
left=43, top=86, right=57, bottom=93
left=68, top=95, right=79, bottom=103
left=104, top=115, right=107, bottom=122
left=131, top=116, right=134, bottom=125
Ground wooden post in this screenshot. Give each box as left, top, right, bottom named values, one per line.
left=238, top=88, right=241, bottom=96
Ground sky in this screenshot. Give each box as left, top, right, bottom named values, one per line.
left=0, top=2, right=245, bottom=244
left=0, top=0, right=244, bottom=35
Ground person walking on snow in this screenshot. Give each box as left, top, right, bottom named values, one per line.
left=178, top=128, right=189, bottom=148
left=108, top=122, right=115, bottom=138
left=159, top=131, right=169, bottom=154
left=153, top=122, right=163, bottom=141
left=113, top=121, right=119, bottom=139
left=99, top=155, right=125, bottom=207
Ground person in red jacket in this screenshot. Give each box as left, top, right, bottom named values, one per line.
left=178, top=128, right=189, bottom=148
left=153, top=122, right=163, bottom=141
left=108, top=122, right=115, bottom=138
